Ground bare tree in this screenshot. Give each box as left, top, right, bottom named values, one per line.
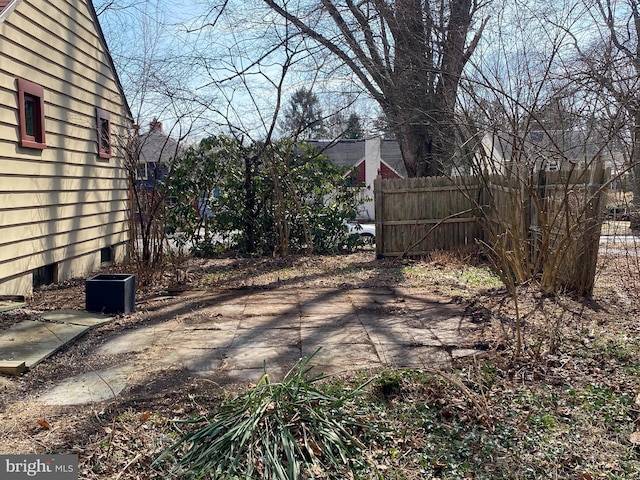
left=261, top=0, right=490, bottom=177
left=98, top=0, right=209, bottom=277
left=447, top=0, right=621, bottom=355
left=566, top=0, right=640, bottom=202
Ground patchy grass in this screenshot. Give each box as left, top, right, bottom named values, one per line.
left=5, top=249, right=640, bottom=479
left=400, top=263, right=503, bottom=293
left=142, top=358, right=640, bottom=479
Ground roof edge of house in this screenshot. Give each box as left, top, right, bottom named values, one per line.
left=86, top=0, right=134, bottom=123
left=0, top=0, right=21, bottom=23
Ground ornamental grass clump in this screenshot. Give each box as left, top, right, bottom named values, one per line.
left=158, top=350, right=373, bottom=479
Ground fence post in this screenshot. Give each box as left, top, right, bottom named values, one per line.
left=577, top=158, right=607, bottom=296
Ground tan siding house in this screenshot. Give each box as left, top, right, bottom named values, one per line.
left=0, top=0, right=132, bottom=296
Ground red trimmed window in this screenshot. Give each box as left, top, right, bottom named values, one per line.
left=17, top=78, right=46, bottom=149
left=96, top=108, right=111, bottom=158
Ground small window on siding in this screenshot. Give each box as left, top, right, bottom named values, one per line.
left=530, top=130, right=544, bottom=143
left=136, top=162, right=148, bottom=180
left=33, top=263, right=57, bottom=289
left=100, top=246, right=113, bottom=263
left=96, top=108, right=111, bottom=158
left=17, top=78, right=46, bottom=149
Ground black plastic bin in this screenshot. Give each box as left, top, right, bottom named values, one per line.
left=85, top=274, right=136, bottom=314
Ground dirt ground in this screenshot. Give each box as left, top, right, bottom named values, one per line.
left=0, top=245, right=639, bottom=478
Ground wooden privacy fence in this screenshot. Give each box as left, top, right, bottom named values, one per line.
left=374, top=163, right=609, bottom=295
left=374, top=176, right=484, bottom=257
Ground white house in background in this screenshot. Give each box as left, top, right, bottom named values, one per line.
left=307, top=136, right=406, bottom=220
left=479, top=129, right=622, bottom=175
left=0, top=0, right=132, bottom=296
left=135, top=119, right=181, bottom=189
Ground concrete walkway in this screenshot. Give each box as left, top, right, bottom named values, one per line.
left=0, top=310, right=111, bottom=375
left=0, top=287, right=484, bottom=405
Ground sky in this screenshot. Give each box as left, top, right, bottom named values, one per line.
left=95, top=0, right=386, bottom=142
left=93, top=0, right=632, bottom=146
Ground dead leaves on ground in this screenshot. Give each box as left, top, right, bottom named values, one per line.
left=37, top=418, right=51, bottom=430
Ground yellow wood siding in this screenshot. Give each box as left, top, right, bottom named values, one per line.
left=0, top=220, right=128, bottom=262
left=0, top=0, right=131, bottom=295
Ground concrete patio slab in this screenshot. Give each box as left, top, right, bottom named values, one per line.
left=300, top=313, right=361, bottom=327
left=452, top=348, right=484, bottom=359
left=231, top=327, right=300, bottom=348
left=2, top=286, right=476, bottom=406
left=238, top=315, right=300, bottom=329
left=300, top=326, right=370, bottom=345
left=240, top=292, right=300, bottom=304
left=300, top=302, right=354, bottom=315
left=200, top=293, right=248, bottom=304
left=0, top=320, right=89, bottom=368
left=0, top=360, right=26, bottom=376
left=367, top=327, right=441, bottom=347
left=301, top=344, right=379, bottom=371
left=244, top=303, right=299, bottom=317
left=424, top=315, right=473, bottom=330
left=154, top=347, right=226, bottom=371
left=40, top=309, right=111, bottom=327
left=221, top=346, right=302, bottom=371
left=348, top=292, right=396, bottom=306
left=175, top=314, right=240, bottom=329
left=196, top=304, right=246, bottom=317
left=432, top=331, right=470, bottom=345
left=347, top=288, right=394, bottom=297
left=0, top=298, right=26, bottom=313
left=298, top=288, right=350, bottom=298
left=37, top=364, right=135, bottom=405
left=96, top=325, right=173, bottom=355
left=162, top=329, right=238, bottom=349
left=358, top=314, right=424, bottom=328
left=219, top=367, right=285, bottom=384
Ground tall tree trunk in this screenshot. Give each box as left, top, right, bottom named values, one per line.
left=632, top=112, right=640, bottom=205
left=387, top=100, right=457, bottom=177
left=395, top=122, right=442, bottom=177
left=244, top=155, right=258, bottom=253
left=261, top=0, right=487, bottom=177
